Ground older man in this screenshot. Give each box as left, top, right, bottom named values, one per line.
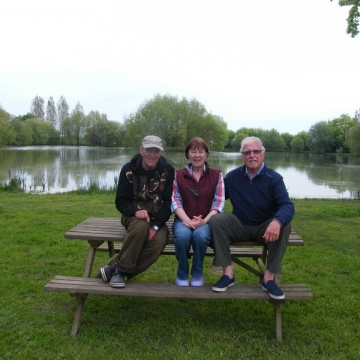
left=100, top=135, right=175, bottom=288
left=209, top=136, right=294, bottom=299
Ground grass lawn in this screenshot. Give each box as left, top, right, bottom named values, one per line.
left=0, top=191, right=359, bottom=359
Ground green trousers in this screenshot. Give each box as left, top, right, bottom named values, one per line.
left=116, top=215, right=168, bottom=277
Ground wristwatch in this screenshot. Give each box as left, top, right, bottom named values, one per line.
left=152, top=225, right=160, bottom=232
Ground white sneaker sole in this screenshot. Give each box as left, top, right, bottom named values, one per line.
left=212, top=281, right=235, bottom=292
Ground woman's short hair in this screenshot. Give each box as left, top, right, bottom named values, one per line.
left=185, top=137, right=209, bottom=159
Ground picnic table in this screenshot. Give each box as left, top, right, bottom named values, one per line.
left=44, top=217, right=312, bottom=341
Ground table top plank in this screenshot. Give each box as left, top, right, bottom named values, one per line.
left=64, top=217, right=304, bottom=246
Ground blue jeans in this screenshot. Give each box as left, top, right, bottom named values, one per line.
left=172, top=218, right=211, bottom=279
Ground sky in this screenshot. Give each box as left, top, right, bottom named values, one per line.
left=1, top=0, right=360, bottom=135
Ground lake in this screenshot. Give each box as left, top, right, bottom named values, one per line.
left=0, top=146, right=359, bottom=199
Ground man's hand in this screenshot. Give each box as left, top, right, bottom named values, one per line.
left=263, top=220, right=281, bottom=243
left=148, top=227, right=157, bottom=240
left=135, top=209, right=150, bottom=222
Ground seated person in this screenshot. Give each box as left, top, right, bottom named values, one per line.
left=209, top=136, right=294, bottom=299
left=100, top=135, right=175, bottom=288
left=171, top=137, right=225, bottom=287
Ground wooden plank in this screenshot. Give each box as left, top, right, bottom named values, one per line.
left=96, top=243, right=264, bottom=258
left=45, top=276, right=313, bottom=301
left=64, top=217, right=304, bottom=247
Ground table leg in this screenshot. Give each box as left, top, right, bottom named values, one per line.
left=70, top=244, right=96, bottom=335
left=274, top=303, right=282, bottom=342
left=71, top=294, right=86, bottom=336
left=83, top=245, right=96, bottom=277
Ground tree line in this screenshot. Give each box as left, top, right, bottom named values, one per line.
left=1, top=94, right=360, bottom=155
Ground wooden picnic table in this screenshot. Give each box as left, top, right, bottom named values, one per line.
left=44, top=217, right=312, bottom=341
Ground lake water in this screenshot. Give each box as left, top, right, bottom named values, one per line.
left=0, top=146, right=359, bottom=199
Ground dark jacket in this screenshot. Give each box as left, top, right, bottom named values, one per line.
left=115, top=153, right=175, bottom=229
left=225, top=162, right=294, bottom=227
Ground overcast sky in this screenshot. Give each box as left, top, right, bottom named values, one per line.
left=1, top=0, right=360, bottom=135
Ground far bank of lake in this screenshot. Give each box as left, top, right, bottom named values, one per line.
left=0, top=146, right=359, bottom=199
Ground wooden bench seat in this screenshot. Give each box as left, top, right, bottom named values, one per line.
left=44, top=275, right=313, bottom=341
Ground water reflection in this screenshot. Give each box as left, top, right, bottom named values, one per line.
left=0, top=146, right=359, bottom=199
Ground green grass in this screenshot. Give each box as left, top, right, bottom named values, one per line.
left=0, top=193, right=359, bottom=359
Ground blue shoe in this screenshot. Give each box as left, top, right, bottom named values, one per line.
left=261, top=280, right=285, bottom=300
left=100, top=264, right=116, bottom=282
left=212, top=275, right=235, bottom=292
left=175, top=277, right=189, bottom=287
left=190, top=276, right=204, bottom=287
left=110, top=272, right=126, bottom=288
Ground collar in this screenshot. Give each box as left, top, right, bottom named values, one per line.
left=245, top=162, right=265, bottom=179
left=185, top=162, right=207, bottom=175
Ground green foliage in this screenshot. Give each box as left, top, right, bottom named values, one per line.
left=332, top=0, right=360, bottom=37
left=281, top=132, right=293, bottom=151
left=11, top=118, right=33, bottom=145
left=307, top=121, right=335, bottom=153
left=261, top=129, right=285, bottom=151
left=290, top=135, right=304, bottom=152
left=346, top=123, right=360, bottom=155
left=123, top=94, right=228, bottom=150
left=0, top=106, right=15, bottom=145
left=328, top=113, right=356, bottom=152
left=30, top=95, right=45, bottom=120
left=26, top=118, right=55, bottom=145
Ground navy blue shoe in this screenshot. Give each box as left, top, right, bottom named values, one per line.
left=212, top=275, right=235, bottom=292
left=261, top=280, right=285, bottom=300
left=110, top=272, right=126, bottom=288
left=100, top=264, right=116, bottom=283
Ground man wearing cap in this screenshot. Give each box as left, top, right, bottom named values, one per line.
left=100, top=135, right=175, bottom=288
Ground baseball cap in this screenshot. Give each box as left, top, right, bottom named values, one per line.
left=141, top=135, right=164, bottom=151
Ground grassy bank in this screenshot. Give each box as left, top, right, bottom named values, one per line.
left=0, top=192, right=359, bottom=359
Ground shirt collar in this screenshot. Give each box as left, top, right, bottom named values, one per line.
left=185, top=163, right=207, bottom=175
left=245, top=162, right=265, bottom=178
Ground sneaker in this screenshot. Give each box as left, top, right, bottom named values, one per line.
left=190, top=276, right=204, bottom=287
left=175, top=277, right=189, bottom=287
left=110, top=272, right=126, bottom=288
left=212, top=275, right=235, bottom=292
left=261, top=280, right=285, bottom=300
left=100, top=264, right=116, bottom=282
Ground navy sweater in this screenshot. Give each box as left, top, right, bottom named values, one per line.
left=225, top=163, right=294, bottom=227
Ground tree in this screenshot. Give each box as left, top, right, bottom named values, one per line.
left=70, top=102, right=87, bottom=146
left=328, top=114, right=357, bottom=152
left=261, top=129, right=285, bottom=152
left=281, top=132, right=293, bottom=151
left=0, top=106, right=15, bottom=145
left=30, top=95, right=45, bottom=120
left=85, top=110, right=108, bottom=146
left=27, top=118, right=54, bottom=145
left=331, top=0, right=360, bottom=37
left=57, top=95, right=69, bottom=144
left=306, top=121, right=335, bottom=152
left=345, top=123, right=360, bottom=155
left=290, top=136, right=304, bottom=152
left=11, top=118, right=33, bottom=145
left=123, top=94, right=228, bottom=150
left=46, top=96, right=57, bottom=129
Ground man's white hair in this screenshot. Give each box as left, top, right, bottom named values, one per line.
left=239, top=136, right=265, bottom=154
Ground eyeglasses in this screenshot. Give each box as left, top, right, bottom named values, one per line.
left=241, top=149, right=263, bottom=156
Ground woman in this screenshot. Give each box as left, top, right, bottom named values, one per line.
left=171, top=137, right=225, bottom=286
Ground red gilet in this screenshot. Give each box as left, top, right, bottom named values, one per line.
left=176, top=164, right=220, bottom=219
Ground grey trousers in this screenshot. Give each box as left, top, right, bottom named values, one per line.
left=116, top=215, right=168, bottom=277
left=208, top=213, right=290, bottom=274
